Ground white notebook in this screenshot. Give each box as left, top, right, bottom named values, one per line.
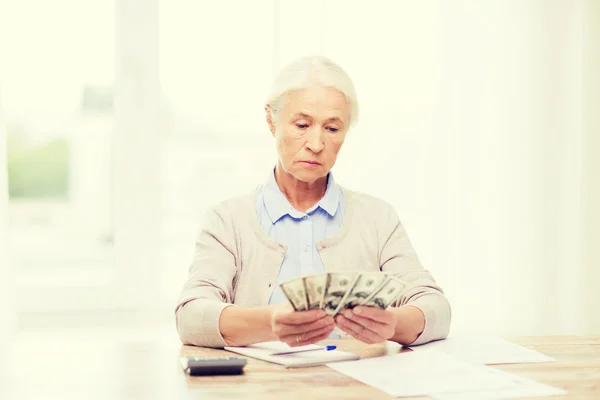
left=224, top=341, right=359, bottom=368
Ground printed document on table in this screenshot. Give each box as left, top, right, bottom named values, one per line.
left=431, top=367, right=567, bottom=399
left=326, top=349, right=516, bottom=398
left=409, top=336, right=555, bottom=365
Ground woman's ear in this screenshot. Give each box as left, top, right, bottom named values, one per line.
left=265, top=106, right=276, bottom=136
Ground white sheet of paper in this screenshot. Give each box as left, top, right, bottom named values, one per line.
left=225, top=341, right=359, bottom=368
left=431, top=367, right=567, bottom=399
left=326, top=349, right=516, bottom=398
left=409, top=336, right=555, bottom=365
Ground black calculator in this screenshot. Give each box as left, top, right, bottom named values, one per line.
left=180, top=356, right=248, bottom=376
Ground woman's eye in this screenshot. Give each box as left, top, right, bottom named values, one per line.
left=296, top=123, right=309, bottom=129
left=327, top=127, right=339, bottom=133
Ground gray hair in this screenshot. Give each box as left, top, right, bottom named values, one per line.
left=265, top=55, right=359, bottom=128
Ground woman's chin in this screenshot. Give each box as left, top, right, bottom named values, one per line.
left=291, top=169, right=327, bottom=183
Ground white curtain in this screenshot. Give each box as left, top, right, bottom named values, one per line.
left=113, top=0, right=163, bottom=311
left=0, top=91, right=15, bottom=347
left=582, top=0, right=600, bottom=334
left=320, top=0, right=597, bottom=336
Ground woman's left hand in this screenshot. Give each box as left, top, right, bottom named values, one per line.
left=334, top=306, right=397, bottom=344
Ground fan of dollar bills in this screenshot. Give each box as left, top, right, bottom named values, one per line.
left=279, top=272, right=406, bottom=316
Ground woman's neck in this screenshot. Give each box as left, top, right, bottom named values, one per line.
left=274, top=164, right=328, bottom=213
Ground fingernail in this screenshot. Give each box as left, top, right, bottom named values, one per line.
left=354, top=307, right=362, bottom=315
left=337, top=316, right=345, bottom=324
left=317, top=310, right=326, bottom=317
left=344, top=310, right=353, bottom=318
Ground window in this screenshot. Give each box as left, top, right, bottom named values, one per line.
left=1, top=0, right=117, bottom=312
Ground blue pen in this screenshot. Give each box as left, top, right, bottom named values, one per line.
left=271, top=345, right=337, bottom=356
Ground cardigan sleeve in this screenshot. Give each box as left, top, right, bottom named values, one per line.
left=175, top=207, right=238, bottom=348
left=378, top=203, right=451, bottom=346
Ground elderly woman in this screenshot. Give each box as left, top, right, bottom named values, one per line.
left=176, top=56, right=451, bottom=348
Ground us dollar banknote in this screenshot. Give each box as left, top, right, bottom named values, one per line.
left=322, top=272, right=358, bottom=315
left=360, top=276, right=406, bottom=309
left=303, top=274, right=327, bottom=310
left=335, top=272, right=388, bottom=314
left=279, top=277, right=308, bottom=311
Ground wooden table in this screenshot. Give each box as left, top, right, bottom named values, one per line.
left=1, top=331, right=598, bottom=399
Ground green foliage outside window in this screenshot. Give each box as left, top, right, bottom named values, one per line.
left=7, top=129, right=69, bottom=199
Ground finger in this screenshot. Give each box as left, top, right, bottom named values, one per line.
left=336, top=322, right=379, bottom=344
left=274, top=316, right=334, bottom=337
left=337, top=318, right=385, bottom=344
left=336, top=316, right=381, bottom=344
left=280, top=324, right=335, bottom=346
left=335, top=315, right=386, bottom=344
left=351, top=306, right=395, bottom=324
left=342, top=310, right=393, bottom=338
left=292, top=329, right=335, bottom=347
left=273, top=309, right=326, bottom=325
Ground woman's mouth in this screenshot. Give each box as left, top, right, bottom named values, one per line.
left=300, top=161, right=321, bottom=167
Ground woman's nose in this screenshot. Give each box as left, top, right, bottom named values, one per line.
left=305, top=128, right=325, bottom=153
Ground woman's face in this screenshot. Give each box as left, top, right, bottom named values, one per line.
left=267, top=86, right=350, bottom=183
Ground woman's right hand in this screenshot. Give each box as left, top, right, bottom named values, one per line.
left=270, top=304, right=335, bottom=347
